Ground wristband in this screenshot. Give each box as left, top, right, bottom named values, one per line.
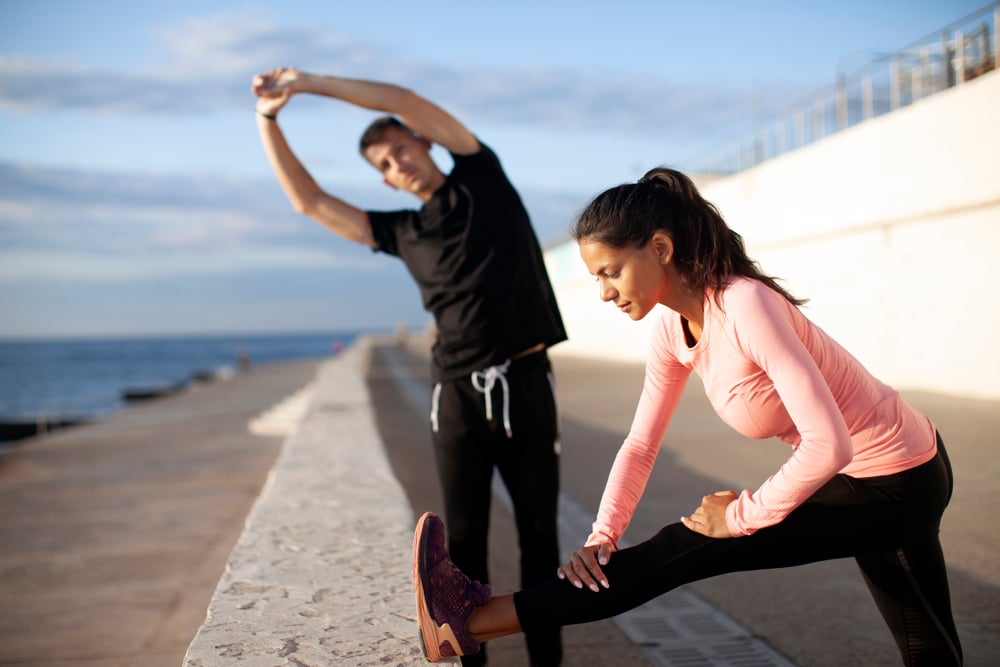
left=258, top=111, right=277, bottom=120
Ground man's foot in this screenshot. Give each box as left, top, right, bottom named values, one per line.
left=412, top=512, right=491, bottom=661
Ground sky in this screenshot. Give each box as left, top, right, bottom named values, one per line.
left=0, top=0, right=988, bottom=339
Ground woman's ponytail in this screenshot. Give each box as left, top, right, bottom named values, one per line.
left=573, top=167, right=806, bottom=307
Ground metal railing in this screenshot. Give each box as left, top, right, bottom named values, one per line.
left=690, top=2, right=999, bottom=176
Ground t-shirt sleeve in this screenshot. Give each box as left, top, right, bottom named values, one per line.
left=722, top=283, right=853, bottom=536
left=366, top=209, right=413, bottom=257
left=449, top=142, right=506, bottom=186
left=586, top=313, right=691, bottom=547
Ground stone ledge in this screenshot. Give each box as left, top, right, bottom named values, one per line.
left=184, top=338, right=431, bottom=666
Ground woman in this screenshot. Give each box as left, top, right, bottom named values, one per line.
left=413, top=168, right=963, bottom=666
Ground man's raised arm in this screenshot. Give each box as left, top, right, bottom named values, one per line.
left=253, top=68, right=479, bottom=156
left=252, top=71, right=374, bottom=247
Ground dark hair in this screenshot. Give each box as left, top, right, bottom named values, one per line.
left=359, top=116, right=414, bottom=154
left=571, top=167, right=806, bottom=306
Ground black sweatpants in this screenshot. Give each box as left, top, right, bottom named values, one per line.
left=432, top=350, right=563, bottom=666
left=514, top=433, right=962, bottom=667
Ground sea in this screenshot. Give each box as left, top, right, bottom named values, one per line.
left=0, top=331, right=367, bottom=426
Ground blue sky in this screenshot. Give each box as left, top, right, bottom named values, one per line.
left=0, top=0, right=987, bottom=338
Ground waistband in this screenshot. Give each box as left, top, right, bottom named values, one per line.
left=503, top=347, right=551, bottom=375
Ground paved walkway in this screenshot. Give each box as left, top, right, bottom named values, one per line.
left=0, top=359, right=321, bottom=667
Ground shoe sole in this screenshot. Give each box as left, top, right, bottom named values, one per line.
left=413, top=511, right=463, bottom=662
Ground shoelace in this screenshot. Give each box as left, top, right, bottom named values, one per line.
left=471, top=360, right=512, bottom=438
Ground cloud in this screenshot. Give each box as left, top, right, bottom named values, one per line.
left=0, top=246, right=367, bottom=282
left=0, top=10, right=806, bottom=135
left=0, top=161, right=386, bottom=282
left=0, top=160, right=588, bottom=283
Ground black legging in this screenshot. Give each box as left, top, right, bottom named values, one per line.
left=514, top=432, right=963, bottom=667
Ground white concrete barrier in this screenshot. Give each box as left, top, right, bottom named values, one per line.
left=184, top=339, right=428, bottom=666
left=547, top=70, right=1000, bottom=400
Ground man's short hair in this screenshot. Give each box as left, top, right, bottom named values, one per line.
left=359, top=116, right=415, bottom=154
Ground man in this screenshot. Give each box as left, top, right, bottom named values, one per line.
left=252, top=68, right=566, bottom=666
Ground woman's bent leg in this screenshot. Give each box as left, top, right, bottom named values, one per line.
left=856, top=539, right=963, bottom=666
left=855, top=435, right=962, bottom=666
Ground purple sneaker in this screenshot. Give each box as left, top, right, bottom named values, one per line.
left=412, top=512, right=492, bottom=661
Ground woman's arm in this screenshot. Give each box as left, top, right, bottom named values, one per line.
left=587, top=315, right=691, bottom=547
left=722, top=282, right=853, bottom=536
left=560, top=315, right=689, bottom=592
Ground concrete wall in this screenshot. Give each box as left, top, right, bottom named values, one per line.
left=546, top=69, right=1000, bottom=400
left=184, top=339, right=428, bottom=667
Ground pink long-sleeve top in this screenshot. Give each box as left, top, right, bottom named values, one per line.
left=587, top=277, right=937, bottom=543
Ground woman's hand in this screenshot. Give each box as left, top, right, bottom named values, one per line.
left=681, top=490, right=737, bottom=538
left=557, top=542, right=616, bottom=592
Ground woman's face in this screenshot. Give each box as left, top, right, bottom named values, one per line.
left=578, top=235, right=670, bottom=321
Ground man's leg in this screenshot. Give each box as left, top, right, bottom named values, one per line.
left=431, top=380, right=494, bottom=666
left=497, top=363, right=563, bottom=666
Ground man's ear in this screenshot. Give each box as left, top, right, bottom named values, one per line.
left=417, top=135, right=433, bottom=151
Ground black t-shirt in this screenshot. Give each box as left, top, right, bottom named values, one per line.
left=367, top=143, right=567, bottom=381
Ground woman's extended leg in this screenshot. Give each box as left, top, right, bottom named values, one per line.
left=467, top=594, right=522, bottom=643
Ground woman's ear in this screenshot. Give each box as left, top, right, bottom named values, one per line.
left=652, top=232, right=674, bottom=266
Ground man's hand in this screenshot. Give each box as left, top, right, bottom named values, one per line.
left=557, top=542, right=616, bottom=592
left=252, top=67, right=301, bottom=98
left=252, top=68, right=301, bottom=117
left=681, top=490, right=737, bottom=538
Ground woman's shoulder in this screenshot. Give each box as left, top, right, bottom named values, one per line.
left=714, top=277, right=798, bottom=330
left=718, top=276, right=779, bottom=308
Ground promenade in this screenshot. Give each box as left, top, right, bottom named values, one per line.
left=1, top=336, right=996, bottom=666
left=0, top=359, right=321, bottom=666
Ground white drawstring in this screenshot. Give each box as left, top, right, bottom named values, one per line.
left=471, top=360, right=513, bottom=438
left=430, top=382, right=442, bottom=433
left=547, top=370, right=561, bottom=455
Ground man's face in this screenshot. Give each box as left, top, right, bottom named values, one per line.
left=363, top=127, right=441, bottom=199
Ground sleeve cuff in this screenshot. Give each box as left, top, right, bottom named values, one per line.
left=585, top=527, right=620, bottom=549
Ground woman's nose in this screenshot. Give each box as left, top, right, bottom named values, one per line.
left=599, top=280, right=616, bottom=302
